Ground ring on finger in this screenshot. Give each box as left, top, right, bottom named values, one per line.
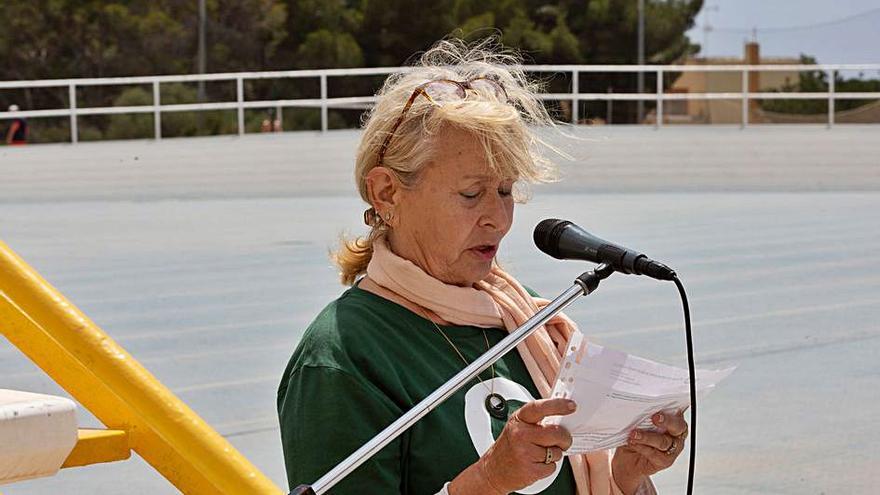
left=543, top=447, right=554, bottom=464
left=664, top=438, right=677, bottom=456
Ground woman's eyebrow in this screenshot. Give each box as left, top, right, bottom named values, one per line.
left=458, top=174, right=515, bottom=185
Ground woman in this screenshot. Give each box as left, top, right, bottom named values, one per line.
left=277, top=39, right=687, bottom=495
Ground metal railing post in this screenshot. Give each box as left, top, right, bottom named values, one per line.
left=656, top=68, right=663, bottom=129
left=606, top=86, right=613, bottom=124
left=68, top=84, right=78, bottom=143
left=741, top=68, right=749, bottom=129
left=320, top=73, right=328, bottom=133
left=153, top=81, right=162, bottom=140
left=827, top=69, right=835, bottom=129
left=236, top=77, right=245, bottom=136
left=571, top=69, right=579, bottom=125
left=2, top=63, right=878, bottom=142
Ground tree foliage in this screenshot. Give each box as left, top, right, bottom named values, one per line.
left=0, top=0, right=286, bottom=79
left=760, top=55, right=880, bottom=115
left=2, top=0, right=707, bottom=140
left=2, top=0, right=703, bottom=76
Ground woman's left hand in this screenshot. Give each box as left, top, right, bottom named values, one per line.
left=611, top=409, right=689, bottom=494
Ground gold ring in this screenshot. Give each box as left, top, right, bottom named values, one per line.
left=544, top=447, right=554, bottom=464
left=664, top=438, right=677, bottom=456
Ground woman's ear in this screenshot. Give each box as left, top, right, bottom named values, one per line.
left=365, top=166, right=401, bottom=216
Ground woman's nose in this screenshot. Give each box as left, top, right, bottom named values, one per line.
left=480, top=193, right=512, bottom=232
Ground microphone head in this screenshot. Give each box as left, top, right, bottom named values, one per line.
left=533, top=219, right=572, bottom=259
left=534, top=218, right=675, bottom=279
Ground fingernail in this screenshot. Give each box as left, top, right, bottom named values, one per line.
left=633, top=431, right=642, bottom=440
left=655, top=413, right=664, bottom=423
left=567, top=401, right=577, bottom=411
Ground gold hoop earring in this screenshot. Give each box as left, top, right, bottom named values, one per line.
left=363, top=207, right=379, bottom=227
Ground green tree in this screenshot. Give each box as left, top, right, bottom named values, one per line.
left=105, top=87, right=155, bottom=140
left=760, top=55, right=880, bottom=115
left=294, top=30, right=364, bottom=69
left=283, top=2, right=358, bottom=47
left=562, top=0, right=702, bottom=64
left=449, top=0, right=701, bottom=65
left=206, top=0, right=288, bottom=71
left=0, top=0, right=287, bottom=80
left=359, top=0, right=458, bottom=66
left=1, top=0, right=287, bottom=139
left=1, top=0, right=707, bottom=138
left=106, top=83, right=238, bottom=139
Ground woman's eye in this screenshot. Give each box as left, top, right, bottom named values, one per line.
left=460, top=191, right=480, bottom=199
left=499, top=188, right=512, bottom=197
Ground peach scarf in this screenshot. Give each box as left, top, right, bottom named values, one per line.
left=366, top=236, right=624, bottom=495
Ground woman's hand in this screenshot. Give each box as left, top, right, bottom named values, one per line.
left=448, top=398, right=576, bottom=494
left=476, top=398, right=577, bottom=494
left=612, top=409, right=689, bottom=494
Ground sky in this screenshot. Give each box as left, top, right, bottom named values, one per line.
left=683, top=0, right=880, bottom=68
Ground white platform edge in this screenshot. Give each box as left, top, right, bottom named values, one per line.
left=0, top=389, right=78, bottom=486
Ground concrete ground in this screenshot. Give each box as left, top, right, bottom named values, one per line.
left=0, top=126, right=878, bottom=494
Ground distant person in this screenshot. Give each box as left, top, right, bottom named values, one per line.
left=261, top=118, right=273, bottom=133
left=272, top=118, right=282, bottom=132
left=5, top=104, right=28, bottom=145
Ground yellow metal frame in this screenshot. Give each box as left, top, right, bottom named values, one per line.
left=62, top=429, right=131, bottom=468
left=0, top=240, right=283, bottom=494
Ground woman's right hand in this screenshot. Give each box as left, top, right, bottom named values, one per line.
left=478, top=398, right=577, bottom=494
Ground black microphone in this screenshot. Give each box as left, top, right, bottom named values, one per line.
left=533, top=219, right=676, bottom=281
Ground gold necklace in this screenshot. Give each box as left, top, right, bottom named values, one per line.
left=420, top=309, right=509, bottom=420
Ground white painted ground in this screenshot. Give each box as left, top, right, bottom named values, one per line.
left=1, top=126, right=878, bottom=494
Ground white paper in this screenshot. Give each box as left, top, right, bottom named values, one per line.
left=544, top=332, right=734, bottom=454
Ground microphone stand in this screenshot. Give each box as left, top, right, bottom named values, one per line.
left=291, top=264, right=615, bottom=495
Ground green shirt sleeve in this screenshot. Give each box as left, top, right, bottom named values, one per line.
left=278, top=364, right=406, bottom=493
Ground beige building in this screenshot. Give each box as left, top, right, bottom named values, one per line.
left=660, top=42, right=800, bottom=124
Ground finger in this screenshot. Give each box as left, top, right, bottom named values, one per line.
left=521, top=442, right=549, bottom=463
left=627, top=443, right=673, bottom=470
left=629, top=430, right=674, bottom=452
left=515, top=398, right=577, bottom=424
left=518, top=442, right=564, bottom=464
left=529, top=423, right=573, bottom=450
left=543, top=447, right=564, bottom=464
left=652, top=410, right=688, bottom=437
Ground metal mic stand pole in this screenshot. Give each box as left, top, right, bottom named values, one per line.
left=291, top=264, right=615, bottom=495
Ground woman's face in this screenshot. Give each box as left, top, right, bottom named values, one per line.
left=389, top=127, right=515, bottom=286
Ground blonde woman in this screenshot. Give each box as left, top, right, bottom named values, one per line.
left=277, top=39, right=686, bottom=495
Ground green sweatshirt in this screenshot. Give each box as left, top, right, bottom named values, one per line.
left=277, top=284, right=577, bottom=494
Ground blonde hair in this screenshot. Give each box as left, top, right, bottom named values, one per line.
left=334, top=37, right=563, bottom=285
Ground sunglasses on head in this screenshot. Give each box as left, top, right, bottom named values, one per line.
left=376, top=76, right=510, bottom=167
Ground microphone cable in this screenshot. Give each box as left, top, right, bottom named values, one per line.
left=672, top=275, right=696, bottom=495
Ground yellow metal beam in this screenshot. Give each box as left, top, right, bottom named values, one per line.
left=0, top=294, right=220, bottom=493
left=62, top=429, right=131, bottom=468
left=0, top=240, right=283, bottom=494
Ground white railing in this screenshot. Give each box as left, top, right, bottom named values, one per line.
left=1, top=64, right=879, bottom=143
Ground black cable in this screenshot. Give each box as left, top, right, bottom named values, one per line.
left=672, top=275, right=696, bottom=495
left=710, top=6, right=880, bottom=34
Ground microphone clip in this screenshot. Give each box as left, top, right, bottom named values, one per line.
left=574, top=263, right=615, bottom=295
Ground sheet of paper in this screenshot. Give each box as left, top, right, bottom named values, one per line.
left=544, top=332, right=734, bottom=454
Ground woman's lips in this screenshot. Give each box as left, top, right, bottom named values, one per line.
left=470, top=244, right=498, bottom=261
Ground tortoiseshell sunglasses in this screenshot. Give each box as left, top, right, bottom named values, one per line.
left=376, top=77, right=510, bottom=166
